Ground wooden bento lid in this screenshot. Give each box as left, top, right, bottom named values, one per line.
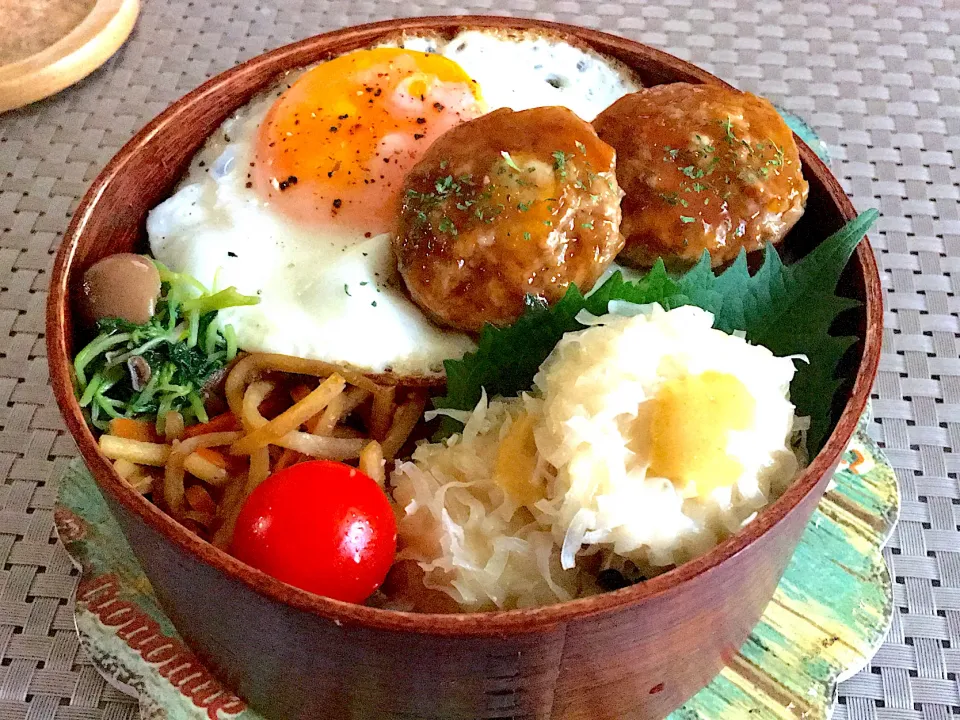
left=0, top=0, right=139, bottom=113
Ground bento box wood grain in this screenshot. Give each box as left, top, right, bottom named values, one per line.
left=47, top=16, right=883, bottom=720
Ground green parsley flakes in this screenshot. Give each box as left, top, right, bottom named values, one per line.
left=552, top=150, right=573, bottom=178
left=438, top=217, right=458, bottom=235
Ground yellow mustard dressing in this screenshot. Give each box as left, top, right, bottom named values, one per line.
left=648, top=371, right=756, bottom=496
left=494, top=411, right=543, bottom=508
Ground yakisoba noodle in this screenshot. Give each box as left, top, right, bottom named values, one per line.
left=164, top=431, right=244, bottom=514
left=234, top=378, right=366, bottom=460
left=98, top=351, right=428, bottom=550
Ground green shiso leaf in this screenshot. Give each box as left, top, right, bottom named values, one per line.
left=435, top=210, right=878, bottom=454
left=434, top=259, right=686, bottom=417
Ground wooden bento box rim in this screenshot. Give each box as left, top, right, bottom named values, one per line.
left=46, top=15, right=884, bottom=638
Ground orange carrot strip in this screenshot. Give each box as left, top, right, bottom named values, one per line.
left=182, top=412, right=241, bottom=439
left=108, top=418, right=160, bottom=443
left=193, top=447, right=229, bottom=469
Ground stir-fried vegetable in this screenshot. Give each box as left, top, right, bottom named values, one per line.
left=73, top=260, right=259, bottom=431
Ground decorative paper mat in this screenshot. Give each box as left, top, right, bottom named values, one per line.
left=54, top=411, right=898, bottom=720
left=1, top=1, right=957, bottom=717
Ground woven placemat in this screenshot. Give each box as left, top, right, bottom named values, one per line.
left=1, top=0, right=957, bottom=717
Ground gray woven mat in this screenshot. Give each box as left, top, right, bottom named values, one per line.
left=1, top=0, right=957, bottom=717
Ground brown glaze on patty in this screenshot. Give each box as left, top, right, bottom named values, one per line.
left=393, top=106, right=623, bottom=332
left=593, top=83, right=808, bottom=268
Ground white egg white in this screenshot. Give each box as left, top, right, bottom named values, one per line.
left=439, top=30, right=639, bottom=120
left=147, top=82, right=475, bottom=376
left=147, top=29, right=641, bottom=376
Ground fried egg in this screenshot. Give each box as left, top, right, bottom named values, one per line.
left=148, top=30, right=640, bottom=376
left=438, top=30, right=639, bottom=121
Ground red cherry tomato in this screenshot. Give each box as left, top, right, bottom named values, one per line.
left=230, top=460, right=397, bottom=603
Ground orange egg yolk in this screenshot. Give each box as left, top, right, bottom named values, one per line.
left=253, top=48, right=485, bottom=236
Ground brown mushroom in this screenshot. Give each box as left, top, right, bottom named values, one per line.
left=80, top=253, right=162, bottom=326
